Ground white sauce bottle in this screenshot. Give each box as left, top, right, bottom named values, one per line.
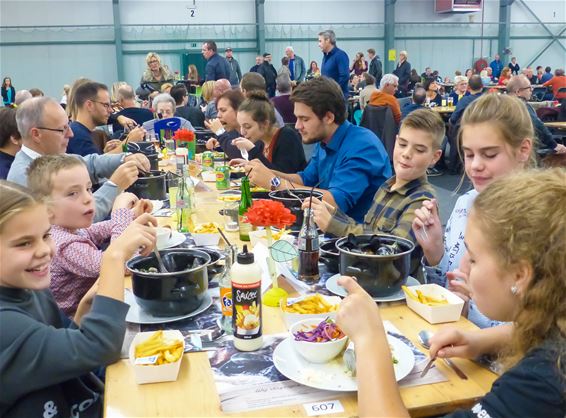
left=232, top=245, right=263, bottom=351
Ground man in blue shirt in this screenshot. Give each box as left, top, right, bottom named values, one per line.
left=202, top=40, right=231, bottom=82
left=318, top=30, right=350, bottom=99
left=489, top=53, right=504, bottom=79
left=245, top=77, right=391, bottom=223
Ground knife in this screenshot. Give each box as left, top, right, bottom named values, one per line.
left=444, top=358, right=468, bottom=380
left=420, top=356, right=436, bottom=378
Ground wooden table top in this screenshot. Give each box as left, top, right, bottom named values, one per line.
left=544, top=121, right=566, bottom=130
left=104, top=175, right=496, bottom=418
left=432, top=106, right=455, bottom=114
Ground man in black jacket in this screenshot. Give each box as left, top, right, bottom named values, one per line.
left=393, top=50, right=411, bottom=97
left=257, top=53, right=278, bottom=98
left=170, top=84, right=205, bottom=128
left=367, top=48, right=382, bottom=87
left=202, top=40, right=231, bottom=81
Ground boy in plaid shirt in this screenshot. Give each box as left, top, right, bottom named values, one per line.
left=307, top=108, right=444, bottom=243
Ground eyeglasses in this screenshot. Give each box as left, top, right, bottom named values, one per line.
left=519, top=86, right=533, bottom=92
left=148, top=60, right=159, bottom=64
left=36, top=125, right=70, bottom=134
left=92, top=100, right=112, bottom=110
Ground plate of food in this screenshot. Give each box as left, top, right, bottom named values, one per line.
left=273, top=319, right=415, bottom=391
left=217, top=190, right=240, bottom=202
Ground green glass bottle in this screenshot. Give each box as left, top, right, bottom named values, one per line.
left=176, top=166, right=195, bottom=233
left=238, top=176, right=253, bottom=241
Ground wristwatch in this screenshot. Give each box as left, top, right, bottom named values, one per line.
left=270, top=176, right=281, bottom=191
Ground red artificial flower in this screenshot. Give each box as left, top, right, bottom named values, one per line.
left=172, top=128, right=195, bottom=142
left=245, top=199, right=296, bottom=229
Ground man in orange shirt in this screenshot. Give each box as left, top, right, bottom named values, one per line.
left=543, top=68, right=566, bottom=99
left=367, top=73, right=401, bottom=124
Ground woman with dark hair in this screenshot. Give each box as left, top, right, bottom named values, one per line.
left=423, top=77, right=442, bottom=106
left=230, top=91, right=306, bottom=173
left=1, top=77, right=16, bottom=107
left=0, top=107, right=22, bottom=178
left=350, top=52, right=368, bottom=77
left=205, top=89, right=251, bottom=160
left=306, top=61, right=320, bottom=80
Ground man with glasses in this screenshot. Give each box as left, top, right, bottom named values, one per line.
left=507, top=75, right=566, bottom=156
left=68, top=81, right=145, bottom=156
left=7, top=97, right=150, bottom=222
left=368, top=73, right=401, bottom=124
left=202, top=40, right=231, bottom=82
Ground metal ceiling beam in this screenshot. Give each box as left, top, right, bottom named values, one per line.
left=516, top=0, right=566, bottom=54
left=384, top=0, right=396, bottom=74
left=112, top=0, right=124, bottom=81
left=527, top=25, right=566, bottom=67
left=497, top=0, right=513, bottom=65
left=255, top=0, right=265, bottom=55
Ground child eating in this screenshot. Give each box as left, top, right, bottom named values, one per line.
left=27, top=154, right=152, bottom=317
left=0, top=180, right=157, bottom=417
left=305, top=108, right=443, bottom=241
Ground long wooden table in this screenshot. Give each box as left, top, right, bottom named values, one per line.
left=544, top=121, right=566, bottom=130
left=104, top=185, right=497, bottom=418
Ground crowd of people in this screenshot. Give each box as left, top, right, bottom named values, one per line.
left=0, top=28, right=565, bottom=418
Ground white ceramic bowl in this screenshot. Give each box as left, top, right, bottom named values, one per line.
left=280, top=295, right=341, bottom=330
left=290, top=318, right=348, bottom=364
left=156, top=226, right=173, bottom=250
left=191, top=233, right=220, bottom=247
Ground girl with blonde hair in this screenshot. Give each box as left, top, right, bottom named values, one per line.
left=137, top=52, right=174, bottom=99
left=413, top=93, right=534, bottom=328
left=337, top=168, right=566, bottom=417
left=0, top=180, right=157, bottom=416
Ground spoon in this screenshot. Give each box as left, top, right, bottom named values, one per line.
left=153, top=248, right=168, bottom=273
left=417, top=330, right=468, bottom=380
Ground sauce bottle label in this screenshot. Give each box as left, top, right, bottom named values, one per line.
left=232, top=281, right=262, bottom=340
left=220, top=287, right=233, bottom=317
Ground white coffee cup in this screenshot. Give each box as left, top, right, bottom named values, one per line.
left=156, top=226, right=173, bottom=250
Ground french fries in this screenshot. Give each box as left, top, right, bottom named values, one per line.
left=193, top=222, right=220, bottom=234
left=134, top=330, right=184, bottom=365
left=282, top=294, right=339, bottom=314
left=402, top=286, right=448, bottom=306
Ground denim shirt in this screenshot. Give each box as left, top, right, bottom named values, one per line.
left=298, top=121, right=391, bottom=223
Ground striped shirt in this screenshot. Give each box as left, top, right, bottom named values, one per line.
left=326, top=175, right=435, bottom=242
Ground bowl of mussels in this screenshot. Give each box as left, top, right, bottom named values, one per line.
left=127, top=249, right=211, bottom=317
left=335, top=234, right=415, bottom=297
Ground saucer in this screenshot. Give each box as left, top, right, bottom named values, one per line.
left=325, top=274, right=420, bottom=302
left=157, top=231, right=187, bottom=250
left=124, top=290, right=213, bottom=324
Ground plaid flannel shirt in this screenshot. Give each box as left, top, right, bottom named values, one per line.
left=326, top=176, right=435, bottom=242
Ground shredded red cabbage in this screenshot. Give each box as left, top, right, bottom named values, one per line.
left=293, top=318, right=345, bottom=342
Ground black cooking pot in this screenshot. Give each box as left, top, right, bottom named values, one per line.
left=127, top=170, right=167, bottom=200
left=268, top=189, right=324, bottom=230
left=127, top=141, right=156, bottom=154
left=336, top=234, right=414, bottom=297
left=193, top=246, right=224, bottom=284
left=319, top=238, right=340, bottom=274
left=127, top=249, right=210, bottom=316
